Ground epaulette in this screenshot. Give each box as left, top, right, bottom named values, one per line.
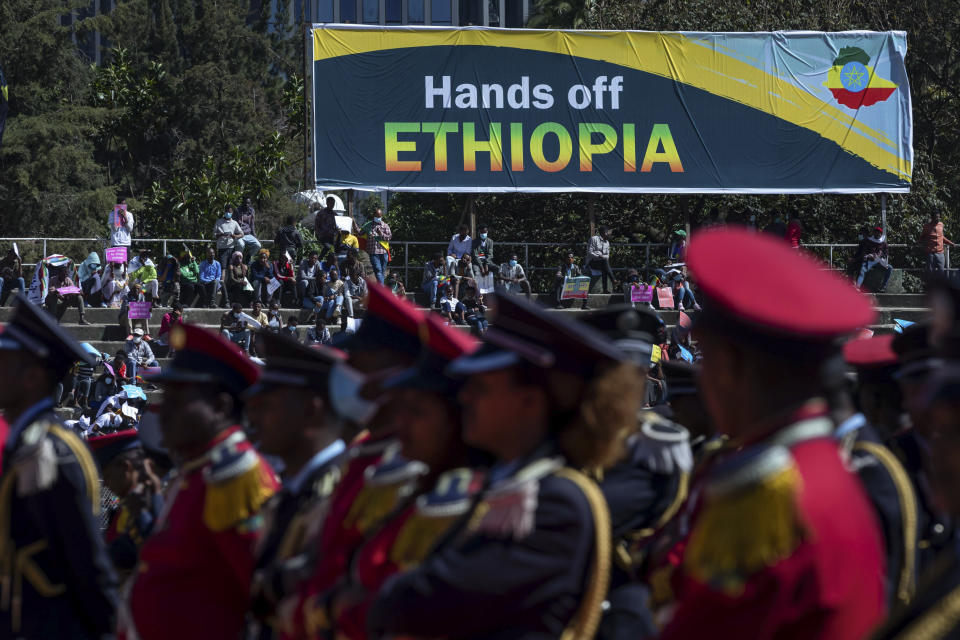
left=683, top=444, right=807, bottom=595
left=10, top=421, right=58, bottom=497
left=10, top=422, right=99, bottom=515
left=468, top=457, right=562, bottom=541
left=629, top=412, right=694, bottom=475
left=390, top=468, right=485, bottom=569
left=344, top=443, right=426, bottom=535
left=203, top=431, right=278, bottom=532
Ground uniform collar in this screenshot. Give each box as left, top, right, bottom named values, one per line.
left=4, top=397, right=55, bottom=451
left=284, top=439, right=345, bottom=495
left=729, top=398, right=832, bottom=450
left=179, top=425, right=243, bottom=470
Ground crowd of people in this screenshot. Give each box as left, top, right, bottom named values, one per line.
left=2, top=225, right=960, bottom=640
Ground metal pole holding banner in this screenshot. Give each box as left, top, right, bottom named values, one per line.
left=304, top=22, right=312, bottom=192
left=881, top=193, right=888, bottom=235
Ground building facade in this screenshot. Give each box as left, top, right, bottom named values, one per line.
left=296, top=0, right=531, bottom=27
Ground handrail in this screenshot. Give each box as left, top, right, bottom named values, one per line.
left=2, top=237, right=951, bottom=286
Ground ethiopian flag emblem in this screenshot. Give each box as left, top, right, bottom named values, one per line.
left=824, top=47, right=897, bottom=109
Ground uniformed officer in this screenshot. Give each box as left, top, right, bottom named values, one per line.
left=368, top=293, right=642, bottom=638
left=244, top=331, right=349, bottom=639
left=891, top=322, right=955, bottom=571
left=124, top=324, right=279, bottom=640
left=840, top=335, right=920, bottom=609
left=87, top=429, right=163, bottom=581
left=326, top=311, right=483, bottom=640
left=0, top=295, right=118, bottom=638
left=870, top=362, right=960, bottom=638
left=659, top=228, right=886, bottom=639
left=579, top=304, right=693, bottom=639
left=661, top=359, right=720, bottom=468
left=295, top=283, right=429, bottom=633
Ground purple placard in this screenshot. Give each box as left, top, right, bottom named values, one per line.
left=128, top=301, right=152, bottom=319
left=630, top=285, right=653, bottom=303
left=105, top=246, right=127, bottom=263
left=56, top=285, right=82, bottom=296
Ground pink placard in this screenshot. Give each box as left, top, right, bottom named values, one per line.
left=105, top=246, right=127, bottom=263
left=656, top=287, right=675, bottom=309
left=112, top=204, right=128, bottom=227
left=630, top=284, right=654, bottom=303
left=128, top=301, right=152, bottom=319
left=56, top=285, right=81, bottom=296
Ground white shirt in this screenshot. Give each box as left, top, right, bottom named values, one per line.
left=109, top=209, right=134, bottom=247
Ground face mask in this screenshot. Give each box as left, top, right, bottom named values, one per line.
left=509, top=260, right=517, bottom=267
left=480, top=233, right=488, bottom=240
left=328, top=361, right=380, bottom=425
left=373, top=217, right=382, bottom=224
left=224, top=212, right=232, bottom=219
left=233, top=312, right=240, bottom=319
left=104, top=377, right=113, bottom=385
left=133, top=337, right=142, bottom=344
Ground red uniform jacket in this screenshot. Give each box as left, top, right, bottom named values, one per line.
left=661, top=421, right=886, bottom=640
left=127, top=427, right=278, bottom=640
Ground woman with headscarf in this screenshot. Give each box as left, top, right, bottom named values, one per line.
left=225, top=250, right=249, bottom=306
left=77, top=251, right=102, bottom=305
left=102, top=261, right=129, bottom=308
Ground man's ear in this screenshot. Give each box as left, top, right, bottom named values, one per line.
left=213, top=391, right=236, bottom=423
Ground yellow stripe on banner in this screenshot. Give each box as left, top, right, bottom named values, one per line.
left=313, top=28, right=910, bottom=181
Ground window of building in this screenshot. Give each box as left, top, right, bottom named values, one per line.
left=505, top=0, right=524, bottom=27
left=409, top=0, right=425, bottom=22
left=459, top=0, right=482, bottom=25
left=488, top=0, right=500, bottom=26
left=363, top=0, right=378, bottom=22
left=432, top=0, right=452, bottom=24
left=340, top=0, right=357, bottom=22
left=317, top=0, right=334, bottom=21
left=386, top=0, right=402, bottom=22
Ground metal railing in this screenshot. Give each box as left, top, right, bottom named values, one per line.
left=3, top=236, right=952, bottom=288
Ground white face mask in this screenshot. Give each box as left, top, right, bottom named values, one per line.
left=133, top=337, right=142, bottom=344
left=328, top=361, right=380, bottom=426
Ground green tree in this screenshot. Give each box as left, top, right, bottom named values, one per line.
left=0, top=0, right=114, bottom=249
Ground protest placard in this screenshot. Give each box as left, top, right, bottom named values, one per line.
left=335, top=215, right=354, bottom=232
left=105, top=246, right=127, bottom=263
left=560, top=276, right=591, bottom=300
left=112, top=204, right=127, bottom=227
left=57, top=286, right=81, bottom=296
left=266, top=278, right=282, bottom=296
left=630, top=284, right=654, bottom=303
left=128, top=301, right=152, bottom=319
left=656, top=287, right=675, bottom=309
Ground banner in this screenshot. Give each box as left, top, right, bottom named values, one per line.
left=311, top=26, right=912, bottom=194
left=630, top=284, right=654, bottom=303
left=106, top=246, right=127, bottom=263
left=561, top=276, right=591, bottom=300
left=656, top=287, right=675, bottom=309
left=128, top=301, right=152, bottom=319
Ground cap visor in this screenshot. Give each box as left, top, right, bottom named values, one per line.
left=0, top=336, right=23, bottom=351
left=144, top=367, right=216, bottom=385
left=446, top=349, right=522, bottom=377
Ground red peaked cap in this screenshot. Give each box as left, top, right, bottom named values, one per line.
left=688, top=228, right=876, bottom=343
left=146, top=323, right=260, bottom=395
left=423, top=311, right=479, bottom=360
left=345, top=282, right=425, bottom=356
left=86, top=429, right=141, bottom=469
left=843, top=334, right=897, bottom=369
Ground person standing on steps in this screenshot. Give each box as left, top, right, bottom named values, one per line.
left=587, top=225, right=617, bottom=294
